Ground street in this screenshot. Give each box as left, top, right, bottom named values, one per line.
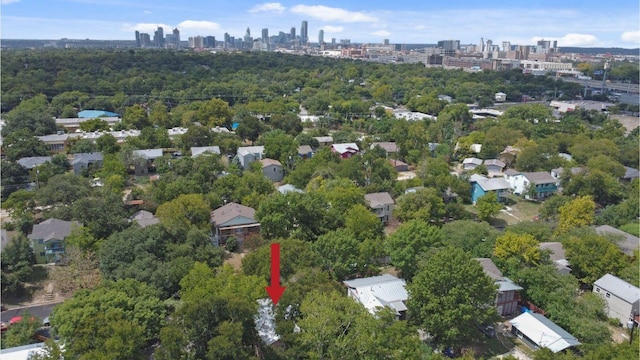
left=0, top=302, right=63, bottom=324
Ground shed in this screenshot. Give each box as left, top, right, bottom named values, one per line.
left=510, top=312, right=580, bottom=353
left=593, top=274, right=640, bottom=325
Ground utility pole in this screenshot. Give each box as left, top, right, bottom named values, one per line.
left=601, top=60, right=610, bottom=96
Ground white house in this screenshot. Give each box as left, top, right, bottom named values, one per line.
left=483, top=159, right=506, bottom=174
left=495, top=92, right=507, bottom=102
left=510, top=312, right=581, bottom=353
left=236, top=146, right=265, bottom=169
left=343, top=274, right=408, bottom=320
left=593, top=274, right=640, bottom=325
left=503, top=170, right=557, bottom=199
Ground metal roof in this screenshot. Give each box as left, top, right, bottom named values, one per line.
left=16, top=156, right=52, bottom=170
left=78, top=110, right=120, bottom=118
left=71, top=152, right=103, bottom=165
left=332, top=143, right=359, bottom=154
left=132, top=149, right=163, bottom=160
left=343, top=274, right=408, bottom=315
left=364, top=192, right=394, bottom=208
left=593, top=274, right=640, bottom=304
left=191, top=146, right=221, bottom=157
left=476, top=178, right=510, bottom=192
left=510, top=312, right=580, bottom=353
left=28, top=218, right=81, bottom=243
left=595, top=225, right=639, bottom=256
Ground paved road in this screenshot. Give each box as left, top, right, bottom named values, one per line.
left=561, top=78, right=639, bottom=94
left=0, top=301, right=63, bottom=323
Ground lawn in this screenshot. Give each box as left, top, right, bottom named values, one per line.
left=495, top=197, right=542, bottom=226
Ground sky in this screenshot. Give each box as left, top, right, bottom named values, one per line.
left=1, top=0, right=639, bottom=48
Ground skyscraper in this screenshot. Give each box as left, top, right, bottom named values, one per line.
left=154, top=26, right=165, bottom=48
left=173, top=28, right=180, bottom=48
left=300, top=20, right=308, bottom=45
left=135, top=31, right=141, bottom=47
left=318, top=29, right=324, bottom=44
left=262, top=28, right=269, bottom=44
left=290, top=27, right=296, bottom=41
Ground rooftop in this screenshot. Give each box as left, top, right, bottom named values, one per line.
left=595, top=225, right=639, bottom=256
left=16, top=156, right=52, bottom=170
left=191, top=146, right=221, bottom=157
left=364, top=192, right=394, bottom=208
left=510, top=312, right=580, bottom=353
left=210, top=202, right=256, bottom=225
left=594, top=273, right=640, bottom=304
left=28, top=218, right=81, bottom=242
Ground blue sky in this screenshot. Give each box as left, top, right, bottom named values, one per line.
left=2, top=1, right=639, bottom=47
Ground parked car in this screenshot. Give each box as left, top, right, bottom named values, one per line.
left=42, top=317, right=50, bottom=327
left=479, top=324, right=496, bottom=338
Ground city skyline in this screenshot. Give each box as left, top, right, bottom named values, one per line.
left=1, top=1, right=639, bottom=48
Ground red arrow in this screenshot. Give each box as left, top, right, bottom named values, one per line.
left=265, top=243, right=286, bottom=305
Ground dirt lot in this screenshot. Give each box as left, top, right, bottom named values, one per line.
left=224, top=252, right=246, bottom=271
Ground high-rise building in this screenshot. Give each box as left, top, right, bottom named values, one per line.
left=153, top=26, right=165, bottom=48
left=135, top=31, right=141, bottom=47
left=173, top=28, right=180, bottom=48
left=318, top=29, right=324, bottom=44
left=139, top=33, right=151, bottom=47
left=437, top=40, right=460, bottom=56
left=383, top=39, right=390, bottom=45
left=502, top=41, right=511, bottom=52
left=204, top=36, right=216, bottom=48
left=262, top=28, right=269, bottom=44
left=189, top=36, right=204, bottom=48
left=300, top=20, right=308, bottom=45
left=290, top=27, right=296, bottom=41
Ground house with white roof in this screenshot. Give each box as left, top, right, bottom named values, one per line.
left=343, top=274, right=408, bottom=320
left=469, top=174, right=510, bottom=204
left=510, top=312, right=581, bottom=353
left=593, top=274, right=640, bottom=325
left=504, top=169, right=557, bottom=200
left=331, top=143, right=359, bottom=159
left=462, top=157, right=483, bottom=171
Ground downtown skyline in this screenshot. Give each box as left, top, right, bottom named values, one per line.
left=1, top=0, right=639, bottom=48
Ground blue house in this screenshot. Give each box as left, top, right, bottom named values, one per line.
left=470, top=174, right=510, bottom=204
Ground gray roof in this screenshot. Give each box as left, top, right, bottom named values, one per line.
left=237, top=146, right=265, bottom=157
left=595, top=225, right=639, bottom=256
left=131, top=210, right=160, bottom=228
left=475, top=177, right=510, bottom=192
left=623, top=166, right=639, bottom=179
left=210, top=202, right=256, bottom=225
left=17, top=156, right=52, bottom=170
left=343, top=274, right=408, bottom=315
left=476, top=258, right=504, bottom=281
left=343, top=273, right=401, bottom=288
left=539, top=242, right=566, bottom=262
left=463, top=157, right=483, bottom=165
left=260, top=158, right=282, bottom=168
left=483, top=159, right=505, bottom=168
left=28, top=218, right=81, bottom=242
left=364, top=192, right=394, bottom=208
left=594, top=274, right=640, bottom=304
left=71, top=152, right=103, bottom=165
left=523, top=171, right=557, bottom=184
left=191, top=146, right=221, bottom=157
left=132, top=149, right=163, bottom=160
left=297, top=145, right=313, bottom=155
left=371, top=142, right=398, bottom=153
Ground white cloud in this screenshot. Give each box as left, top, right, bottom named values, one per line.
left=143, top=10, right=152, bottom=14
left=290, top=5, right=377, bottom=23
left=1, top=0, right=21, bottom=4
left=531, top=33, right=598, bottom=47
left=321, top=25, right=344, bottom=33
left=372, top=30, right=390, bottom=37
left=249, top=2, right=285, bottom=14
left=123, top=23, right=173, bottom=33
left=177, top=20, right=221, bottom=32
left=621, top=30, right=640, bottom=44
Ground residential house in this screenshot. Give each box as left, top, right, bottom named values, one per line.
left=550, top=167, right=584, bottom=187
left=36, top=133, right=81, bottom=152
left=332, top=143, right=359, bottom=159
left=28, top=218, right=81, bottom=264
left=483, top=159, right=506, bottom=174
left=389, top=159, right=409, bottom=172
left=71, top=152, right=103, bottom=175
left=364, top=192, right=395, bottom=224
left=539, top=242, right=571, bottom=274
left=16, top=156, right=52, bottom=170
left=130, top=210, right=160, bottom=228
left=236, top=146, right=265, bottom=169
left=313, top=136, right=333, bottom=147
left=191, top=146, right=221, bottom=157
left=510, top=312, right=581, bottom=353
left=297, top=145, right=313, bottom=159
left=469, top=174, right=510, bottom=204
left=343, top=274, right=408, bottom=320
left=495, top=92, right=507, bottom=102
left=260, top=158, right=284, bottom=182
left=210, top=202, right=260, bottom=246
left=593, top=274, right=640, bottom=325
left=132, top=149, right=163, bottom=176
left=504, top=170, right=557, bottom=199
left=476, top=258, right=523, bottom=316
left=470, top=143, right=483, bottom=154
left=462, top=157, right=483, bottom=171
left=595, top=225, right=639, bottom=256
left=370, top=142, right=398, bottom=157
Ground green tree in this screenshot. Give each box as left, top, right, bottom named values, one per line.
left=260, top=129, right=299, bottom=166
left=270, top=113, right=303, bottom=136
left=242, top=238, right=320, bottom=282
left=393, top=188, right=445, bottom=223
left=565, top=233, right=626, bottom=284
left=386, top=220, right=443, bottom=280
left=556, top=195, right=596, bottom=235
left=79, top=118, right=110, bottom=132
left=476, top=192, right=503, bottom=222
left=1, top=233, right=36, bottom=295
left=36, top=173, right=91, bottom=206
left=1, top=311, right=41, bottom=349
left=408, top=247, right=497, bottom=350
left=493, top=231, right=541, bottom=267
left=313, top=229, right=370, bottom=281
left=1, top=129, right=50, bottom=161
left=2, top=94, right=56, bottom=136
left=95, top=133, right=120, bottom=154
left=155, top=193, right=211, bottom=234
left=441, top=220, right=500, bottom=258
left=236, top=113, right=264, bottom=144
left=26, top=339, right=66, bottom=360
left=122, top=104, right=150, bottom=129
left=51, top=279, right=166, bottom=359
